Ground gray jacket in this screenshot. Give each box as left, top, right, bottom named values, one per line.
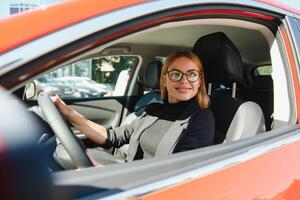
left=107, top=102, right=215, bottom=162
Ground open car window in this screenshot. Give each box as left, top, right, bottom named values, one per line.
left=25, top=55, right=139, bottom=100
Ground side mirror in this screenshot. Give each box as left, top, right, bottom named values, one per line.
left=25, top=82, right=36, bottom=100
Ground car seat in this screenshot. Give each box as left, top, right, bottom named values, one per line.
left=241, top=74, right=274, bottom=131
left=122, top=60, right=163, bottom=124
left=193, top=32, right=265, bottom=144
left=114, top=60, right=163, bottom=161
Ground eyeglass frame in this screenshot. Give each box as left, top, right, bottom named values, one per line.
left=165, top=69, right=202, bottom=82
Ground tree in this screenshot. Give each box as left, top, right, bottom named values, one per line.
left=91, top=56, right=138, bottom=84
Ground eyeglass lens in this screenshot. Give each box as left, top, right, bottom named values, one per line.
left=167, top=70, right=200, bottom=82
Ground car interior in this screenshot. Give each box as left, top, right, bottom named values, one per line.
left=12, top=13, right=295, bottom=173
left=3, top=2, right=299, bottom=198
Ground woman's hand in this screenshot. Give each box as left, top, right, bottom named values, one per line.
left=51, top=95, right=73, bottom=119
left=51, top=95, right=108, bottom=144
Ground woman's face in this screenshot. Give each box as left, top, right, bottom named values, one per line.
left=163, top=56, right=201, bottom=103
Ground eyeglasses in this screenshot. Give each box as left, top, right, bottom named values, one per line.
left=166, top=70, right=201, bottom=82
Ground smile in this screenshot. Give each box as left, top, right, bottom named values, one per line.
left=175, top=87, right=192, bottom=93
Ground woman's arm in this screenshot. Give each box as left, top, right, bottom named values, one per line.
left=52, top=96, right=108, bottom=145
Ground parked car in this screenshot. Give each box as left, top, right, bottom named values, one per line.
left=80, top=77, right=111, bottom=95
left=1, top=0, right=300, bottom=199
left=33, top=76, right=81, bottom=99
left=55, top=77, right=101, bottom=98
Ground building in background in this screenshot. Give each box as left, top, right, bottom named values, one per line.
left=0, top=0, right=61, bottom=19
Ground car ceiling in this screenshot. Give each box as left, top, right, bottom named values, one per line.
left=97, top=18, right=273, bottom=66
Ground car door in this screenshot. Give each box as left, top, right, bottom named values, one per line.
left=2, top=0, right=300, bottom=199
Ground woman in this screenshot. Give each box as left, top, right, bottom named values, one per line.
left=53, top=51, right=215, bottom=162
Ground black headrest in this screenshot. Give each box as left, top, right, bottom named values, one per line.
left=193, top=32, right=243, bottom=84
left=143, top=61, right=163, bottom=89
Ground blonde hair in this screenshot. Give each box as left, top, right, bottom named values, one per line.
left=160, top=51, right=209, bottom=109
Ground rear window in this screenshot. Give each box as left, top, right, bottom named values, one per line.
left=254, top=65, right=272, bottom=76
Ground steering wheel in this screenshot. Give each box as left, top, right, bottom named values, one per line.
left=38, top=95, right=93, bottom=169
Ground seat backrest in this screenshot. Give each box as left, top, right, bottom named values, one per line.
left=193, top=32, right=265, bottom=144
left=114, top=61, right=163, bottom=161
left=122, top=60, right=163, bottom=124
left=252, top=75, right=273, bottom=130
left=134, top=60, right=163, bottom=116
left=239, top=74, right=274, bottom=130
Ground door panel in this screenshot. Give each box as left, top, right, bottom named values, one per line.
left=68, top=97, right=125, bottom=128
